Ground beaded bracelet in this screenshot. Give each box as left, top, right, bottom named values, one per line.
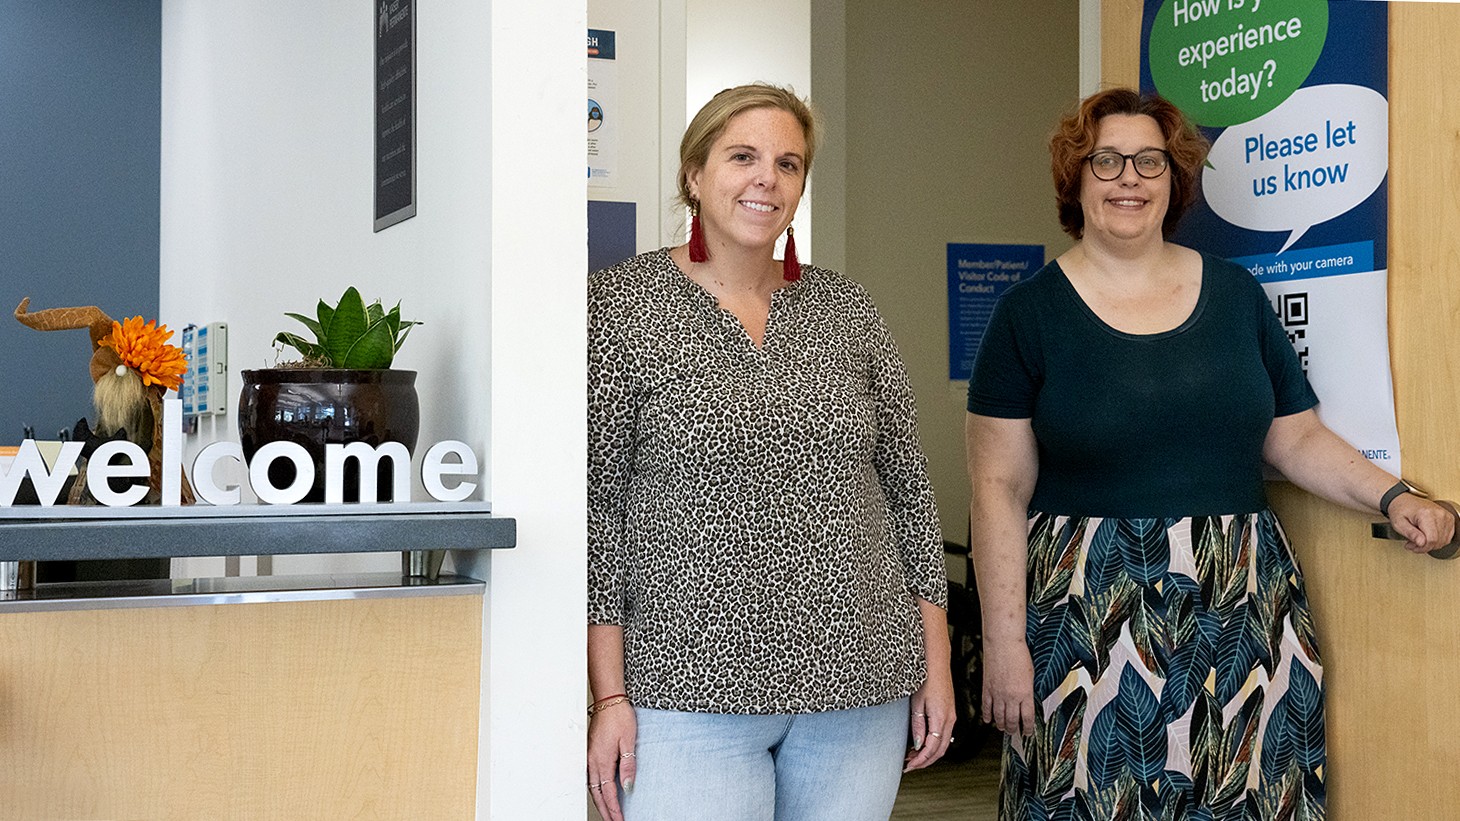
left=588, top=695, right=631, bottom=717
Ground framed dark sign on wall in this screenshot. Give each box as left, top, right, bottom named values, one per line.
left=375, top=0, right=415, bottom=231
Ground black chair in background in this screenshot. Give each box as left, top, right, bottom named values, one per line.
left=941, top=536, right=996, bottom=759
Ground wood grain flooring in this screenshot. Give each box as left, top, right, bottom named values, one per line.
left=891, top=744, right=1001, bottom=820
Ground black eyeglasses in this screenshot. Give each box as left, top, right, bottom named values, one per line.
left=1086, top=149, right=1170, bottom=181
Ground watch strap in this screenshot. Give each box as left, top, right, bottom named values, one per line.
left=1379, top=480, right=1418, bottom=517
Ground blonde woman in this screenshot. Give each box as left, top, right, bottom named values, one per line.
left=587, top=84, right=953, bottom=821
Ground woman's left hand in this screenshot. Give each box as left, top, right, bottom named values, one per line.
left=904, top=664, right=956, bottom=772
left=1387, top=493, right=1457, bottom=554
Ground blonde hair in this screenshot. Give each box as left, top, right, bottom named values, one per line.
left=676, top=84, right=819, bottom=209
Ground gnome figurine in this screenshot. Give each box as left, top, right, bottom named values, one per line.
left=14, top=298, right=195, bottom=505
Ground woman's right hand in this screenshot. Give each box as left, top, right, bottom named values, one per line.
left=587, top=702, right=637, bottom=821
left=982, top=637, right=1036, bottom=737
left=1385, top=492, right=1456, bottom=554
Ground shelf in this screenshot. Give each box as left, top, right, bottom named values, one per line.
left=0, top=501, right=515, bottom=562
left=0, top=571, right=486, bottom=613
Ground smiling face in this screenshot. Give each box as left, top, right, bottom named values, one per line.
left=686, top=106, right=807, bottom=258
left=1079, top=114, right=1172, bottom=245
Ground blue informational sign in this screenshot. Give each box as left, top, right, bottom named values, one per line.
left=947, top=243, right=1044, bottom=382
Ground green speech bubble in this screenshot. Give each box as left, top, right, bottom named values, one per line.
left=1148, top=0, right=1328, bottom=128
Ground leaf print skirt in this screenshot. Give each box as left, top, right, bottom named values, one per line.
left=1000, top=511, right=1325, bottom=821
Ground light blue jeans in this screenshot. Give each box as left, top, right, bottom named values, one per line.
left=619, top=697, right=909, bottom=820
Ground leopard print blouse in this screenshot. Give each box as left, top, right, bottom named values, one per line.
left=588, top=249, right=947, bottom=714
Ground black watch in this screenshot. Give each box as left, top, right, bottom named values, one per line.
left=1379, top=480, right=1424, bottom=517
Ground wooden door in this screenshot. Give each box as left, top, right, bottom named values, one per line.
left=1103, top=3, right=1460, bottom=816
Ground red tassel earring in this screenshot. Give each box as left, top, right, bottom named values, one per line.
left=688, top=202, right=709, bottom=263
left=782, top=225, right=800, bottom=282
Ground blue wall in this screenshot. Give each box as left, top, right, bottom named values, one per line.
left=0, top=0, right=161, bottom=442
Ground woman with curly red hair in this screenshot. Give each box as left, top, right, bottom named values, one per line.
left=965, top=88, right=1452, bottom=819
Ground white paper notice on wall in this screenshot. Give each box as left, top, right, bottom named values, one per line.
left=1237, top=253, right=1401, bottom=477
left=588, top=28, right=619, bottom=188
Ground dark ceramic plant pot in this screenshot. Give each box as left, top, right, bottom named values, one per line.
left=238, top=369, right=420, bottom=503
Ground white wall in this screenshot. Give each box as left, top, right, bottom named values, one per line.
left=685, top=0, right=810, bottom=125
left=160, top=0, right=493, bottom=575
left=161, top=1, right=586, bottom=817
left=685, top=0, right=813, bottom=255
left=476, top=1, right=587, bottom=817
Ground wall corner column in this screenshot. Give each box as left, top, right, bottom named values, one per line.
left=484, top=0, right=589, bottom=818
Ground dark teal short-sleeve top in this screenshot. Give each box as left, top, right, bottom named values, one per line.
left=967, top=253, right=1318, bottom=518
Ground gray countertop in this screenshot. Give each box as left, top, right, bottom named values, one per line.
left=0, top=501, right=515, bottom=561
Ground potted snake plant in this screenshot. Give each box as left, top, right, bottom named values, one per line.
left=238, top=287, right=421, bottom=503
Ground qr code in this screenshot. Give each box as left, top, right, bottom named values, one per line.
left=1276, top=292, right=1310, bottom=374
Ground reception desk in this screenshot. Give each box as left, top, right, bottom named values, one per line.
left=0, top=503, right=514, bottom=819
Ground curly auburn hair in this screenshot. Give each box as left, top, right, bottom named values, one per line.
left=1049, top=88, right=1210, bottom=240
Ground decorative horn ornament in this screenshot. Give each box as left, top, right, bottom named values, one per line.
left=14, top=297, right=115, bottom=350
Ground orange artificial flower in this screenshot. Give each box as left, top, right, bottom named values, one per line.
left=99, top=316, right=188, bottom=391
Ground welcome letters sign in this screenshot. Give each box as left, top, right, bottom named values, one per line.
left=0, top=399, right=479, bottom=508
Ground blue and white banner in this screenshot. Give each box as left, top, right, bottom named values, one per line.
left=1141, top=0, right=1398, bottom=474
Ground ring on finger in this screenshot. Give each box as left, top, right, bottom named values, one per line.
left=621, top=751, right=637, bottom=759
left=913, top=711, right=925, bottom=717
